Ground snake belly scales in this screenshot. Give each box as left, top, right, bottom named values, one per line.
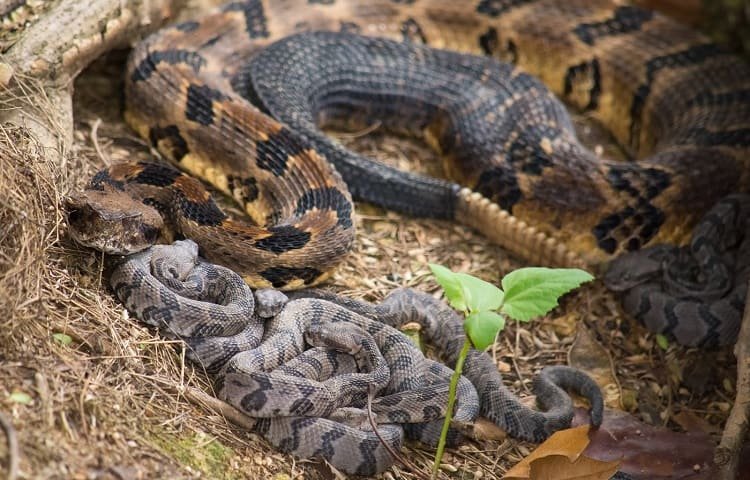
left=62, top=0, right=750, bottom=474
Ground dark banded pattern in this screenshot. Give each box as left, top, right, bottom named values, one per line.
left=110, top=241, right=603, bottom=476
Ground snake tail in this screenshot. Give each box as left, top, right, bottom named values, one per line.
left=455, top=188, right=590, bottom=270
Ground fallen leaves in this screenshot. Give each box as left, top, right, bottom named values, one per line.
left=503, top=403, right=720, bottom=480
left=503, top=425, right=619, bottom=480
left=579, top=408, right=716, bottom=479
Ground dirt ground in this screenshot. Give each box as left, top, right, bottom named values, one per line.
left=0, top=1, right=744, bottom=479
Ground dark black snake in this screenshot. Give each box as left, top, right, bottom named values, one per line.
left=246, top=30, right=750, bottom=348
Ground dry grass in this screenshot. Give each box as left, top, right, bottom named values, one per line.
left=0, top=47, right=738, bottom=480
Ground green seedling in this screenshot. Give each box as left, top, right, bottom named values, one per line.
left=428, top=264, right=594, bottom=477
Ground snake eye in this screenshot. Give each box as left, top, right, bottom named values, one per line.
left=140, top=224, right=159, bottom=243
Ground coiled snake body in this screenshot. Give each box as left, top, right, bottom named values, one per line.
left=111, top=240, right=604, bottom=475
left=64, top=0, right=750, bottom=345
left=605, top=194, right=750, bottom=346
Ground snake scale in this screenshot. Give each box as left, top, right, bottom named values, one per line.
left=111, top=239, right=604, bottom=475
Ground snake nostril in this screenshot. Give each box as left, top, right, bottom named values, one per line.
left=140, top=224, right=159, bottom=243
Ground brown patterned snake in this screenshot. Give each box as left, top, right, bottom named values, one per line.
left=64, top=0, right=750, bottom=346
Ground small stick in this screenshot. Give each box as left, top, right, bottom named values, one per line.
left=0, top=411, right=19, bottom=480
left=331, top=120, right=382, bottom=139
left=365, top=387, right=431, bottom=480
left=179, top=385, right=258, bottom=432
left=89, top=118, right=111, bottom=166
left=714, top=283, right=750, bottom=479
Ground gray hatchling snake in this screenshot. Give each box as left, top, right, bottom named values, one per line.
left=605, top=194, right=750, bottom=347
left=110, top=240, right=604, bottom=476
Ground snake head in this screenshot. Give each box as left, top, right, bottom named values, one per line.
left=603, top=245, right=676, bottom=291
left=254, top=288, right=288, bottom=318
left=150, top=240, right=201, bottom=281
left=304, top=322, right=362, bottom=353
left=64, top=188, right=164, bottom=255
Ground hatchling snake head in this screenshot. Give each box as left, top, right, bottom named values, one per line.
left=603, top=244, right=677, bottom=291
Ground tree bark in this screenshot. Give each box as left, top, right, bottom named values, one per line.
left=715, top=283, right=750, bottom=479
left=1, top=0, right=187, bottom=156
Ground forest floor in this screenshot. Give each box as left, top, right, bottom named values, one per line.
left=0, top=1, right=744, bottom=479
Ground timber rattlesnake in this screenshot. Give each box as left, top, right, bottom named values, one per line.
left=65, top=0, right=750, bottom=345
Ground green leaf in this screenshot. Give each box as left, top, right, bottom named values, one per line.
left=501, top=267, right=594, bottom=322
left=429, top=263, right=467, bottom=312
left=53, top=333, right=72, bottom=346
left=453, top=272, right=504, bottom=313
left=656, top=334, right=670, bottom=350
left=464, top=311, right=506, bottom=350
left=9, top=392, right=32, bottom=405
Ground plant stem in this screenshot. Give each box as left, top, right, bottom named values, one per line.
left=432, top=337, right=472, bottom=478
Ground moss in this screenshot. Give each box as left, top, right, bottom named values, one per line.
left=147, top=429, right=241, bottom=480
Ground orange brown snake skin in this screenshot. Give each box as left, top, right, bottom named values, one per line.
left=66, top=0, right=750, bottom=284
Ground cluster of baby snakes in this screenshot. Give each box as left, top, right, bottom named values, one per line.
left=110, top=239, right=604, bottom=475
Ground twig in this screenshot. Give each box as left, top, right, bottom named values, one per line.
left=0, top=411, right=19, bottom=480
left=331, top=121, right=382, bottom=139
left=714, top=283, right=750, bottom=479
left=365, top=387, right=430, bottom=480
left=178, top=384, right=258, bottom=432
left=509, top=321, right=529, bottom=393
left=89, top=118, right=111, bottom=166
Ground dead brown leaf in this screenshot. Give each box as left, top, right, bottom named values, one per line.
left=529, top=454, right=622, bottom=480
left=581, top=408, right=716, bottom=479
left=503, top=425, right=619, bottom=480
